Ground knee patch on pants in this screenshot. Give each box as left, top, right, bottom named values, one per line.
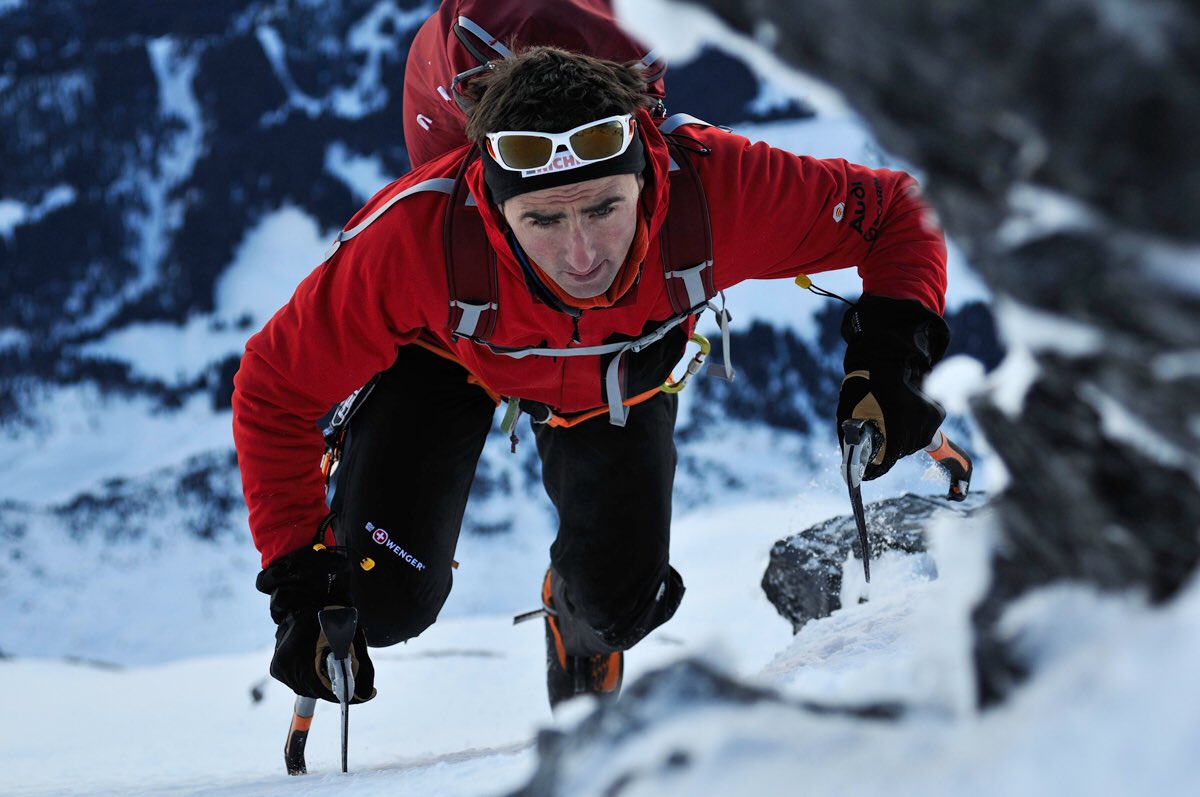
left=551, top=564, right=685, bottom=656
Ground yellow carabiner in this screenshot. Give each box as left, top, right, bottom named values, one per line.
left=661, top=332, right=712, bottom=394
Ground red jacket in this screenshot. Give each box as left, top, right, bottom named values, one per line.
left=233, top=113, right=947, bottom=566
left=403, top=0, right=664, bottom=169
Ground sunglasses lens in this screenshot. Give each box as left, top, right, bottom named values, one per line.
left=569, top=120, right=626, bottom=160
left=496, top=135, right=554, bottom=170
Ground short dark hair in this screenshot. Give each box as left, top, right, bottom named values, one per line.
left=464, top=46, right=651, bottom=146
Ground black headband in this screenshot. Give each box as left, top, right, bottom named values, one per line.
left=482, top=132, right=646, bottom=204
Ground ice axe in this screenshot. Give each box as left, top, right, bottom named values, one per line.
left=283, top=606, right=360, bottom=776
left=841, top=419, right=884, bottom=584
left=840, top=420, right=974, bottom=585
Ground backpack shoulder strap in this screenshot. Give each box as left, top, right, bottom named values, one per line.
left=659, top=117, right=715, bottom=313
left=444, top=150, right=499, bottom=341
left=324, top=178, right=454, bottom=261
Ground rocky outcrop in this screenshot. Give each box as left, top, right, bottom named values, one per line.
left=762, top=493, right=985, bottom=632
left=681, top=0, right=1200, bottom=702
left=508, top=658, right=902, bottom=797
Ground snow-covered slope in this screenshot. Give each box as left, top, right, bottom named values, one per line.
left=8, top=491, right=1199, bottom=797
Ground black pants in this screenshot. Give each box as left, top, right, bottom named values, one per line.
left=329, top=345, right=684, bottom=656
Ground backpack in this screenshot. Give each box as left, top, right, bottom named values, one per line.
left=403, top=0, right=666, bottom=168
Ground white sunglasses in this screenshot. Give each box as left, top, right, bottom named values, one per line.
left=485, top=114, right=637, bottom=175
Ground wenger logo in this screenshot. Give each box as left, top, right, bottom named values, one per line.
left=365, top=521, right=427, bottom=571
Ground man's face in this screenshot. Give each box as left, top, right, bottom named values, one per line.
left=501, top=173, right=644, bottom=299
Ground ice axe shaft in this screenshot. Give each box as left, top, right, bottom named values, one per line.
left=319, top=606, right=359, bottom=774
left=840, top=421, right=975, bottom=587
left=281, top=606, right=359, bottom=776
left=841, top=419, right=881, bottom=584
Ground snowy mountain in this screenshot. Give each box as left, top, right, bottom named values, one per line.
left=0, top=0, right=999, bottom=665
left=1, top=2, right=1125, bottom=795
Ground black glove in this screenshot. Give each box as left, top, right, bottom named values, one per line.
left=256, top=544, right=377, bottom=703
left=837, top=294, right=950, bottom=480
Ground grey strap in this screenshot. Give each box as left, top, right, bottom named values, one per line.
left=325, top=178, right=455, bottom=262
left=491, top=312, right=692, bottom=360
left=606, top=351, right=629, bottom=428
left=451, top=301, right=499, bottom=338
left=660, top=113, right=712, bottom=135
left=665, top=261, right=712, bottom=308
left=707, top=292, right=736, bottom=380
left=457, top=15, right=514, bottom=58
left=488, top=303, right=733, bottom=424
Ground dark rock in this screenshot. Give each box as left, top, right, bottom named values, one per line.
left=762, top=493, right=985, bottom=632
left=682, top=0, right=1200, bottom=703
left=508, top=658, right=903, bottom=797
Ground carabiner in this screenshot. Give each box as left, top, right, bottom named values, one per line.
left=660, top=332, right=711, bottom=394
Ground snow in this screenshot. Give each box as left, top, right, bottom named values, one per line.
left=131, top=37, right=204, bottom=299
left=52, top=38, right=206, bottom=338
left=1091, top=0, right=1179, bottom=62
left=0, top=488, right=883, bottom=794
left=984, top=339, right=1039, bottom=422
left=617, top=0, right=855, bottom=122
left=1144, top=240, right=1200, bottom=297
left=996, top=183, right=1098, bottom=251
left=0, top=198, right=22, bottom=238
left=326, top=142, right=394, bottom=203
left=979, top=296, right=1105, bottom=423
left=1152, top=349, right=1200, bottom=380
left=0, top=184, right=76, bottom=242
left=74, top=318, right=249, bottom=385
left=4, top=204, right=327, bottom=508
left=256, top=24, right=325, bottom=119
left=925, top=355, right=988, bottom=417
left=212, top=204, right=330, bottom=325
left=257, top=3, right=431, bottom=123
left=0, top=326, right=30, bottom=352
left=332, top=1, right=429, bottom=118
left=1080, top=381, right=1190, bottom=469
left=0, top=388, right=233, bottom=504
left=77, top=205, right=329, bottom=386
left=7, top=493, right=1200, bottom=796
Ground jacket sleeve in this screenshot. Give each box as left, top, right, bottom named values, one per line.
left=697, top=128, right=947, bottom=314
left=232, top=209, right=434, bottom=568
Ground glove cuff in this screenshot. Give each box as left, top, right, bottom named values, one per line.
left=841, top=294, right=950, bottom=375
left=256, top=544, right=352, bottom=624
